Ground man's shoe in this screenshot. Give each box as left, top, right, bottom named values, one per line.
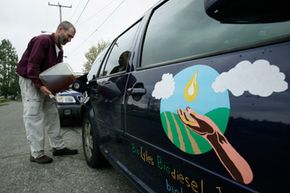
left=52, top=147, right=78, bottom=156
left=30, top=155, right=53, bottom=164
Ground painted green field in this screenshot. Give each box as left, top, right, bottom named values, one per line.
left=160, top=108, right=230, bottom=154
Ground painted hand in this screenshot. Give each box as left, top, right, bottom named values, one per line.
left=177, top=106, right=253, bottom=184
left=177, top=106, right=216, bottom=136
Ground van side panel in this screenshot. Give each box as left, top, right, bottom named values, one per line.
left=124, top=42, right=290, bottom=193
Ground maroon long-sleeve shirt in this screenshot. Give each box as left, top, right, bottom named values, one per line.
left=17, top=33, right=63, bottom=89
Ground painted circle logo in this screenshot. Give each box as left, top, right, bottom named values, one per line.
left=160, top=65, right=230, bottom=155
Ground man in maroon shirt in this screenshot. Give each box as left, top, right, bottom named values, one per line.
left=17, top=21, right=78, bottom=164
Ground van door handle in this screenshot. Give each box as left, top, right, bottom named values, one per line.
left=127, top=88, right=146, bottom=95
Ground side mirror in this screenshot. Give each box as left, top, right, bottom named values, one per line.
left=74, top=79, right=121, bottom=100
left=205, top=0, right=290, bottom=24
left=98, top=81, right=121, bottom=100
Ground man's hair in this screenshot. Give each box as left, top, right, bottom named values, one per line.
left=57, top=21, right=76, bottom=33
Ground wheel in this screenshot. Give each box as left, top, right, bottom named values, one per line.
left=82, top=113, right=105, bottom=168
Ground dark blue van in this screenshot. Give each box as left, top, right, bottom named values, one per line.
left=74, top=0, right=290, bottom=192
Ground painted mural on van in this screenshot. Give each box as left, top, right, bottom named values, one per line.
left=152, top=59, right=288, bottom=184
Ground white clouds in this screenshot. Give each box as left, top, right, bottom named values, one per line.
left=152, top=73, right=175, bottom=99
left=212, top=59, right=288, bottom=97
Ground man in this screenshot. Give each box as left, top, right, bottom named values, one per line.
left=17, top=21, right=78, bottom=164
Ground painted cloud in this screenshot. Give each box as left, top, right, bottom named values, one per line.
left=152, top=73, right=175, bottom=99
left=212, top=59, right=288, bottom=97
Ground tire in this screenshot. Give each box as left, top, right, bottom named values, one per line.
left=82, top=113, right=106, bottom=168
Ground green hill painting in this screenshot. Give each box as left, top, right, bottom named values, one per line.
left=161, top=107, right=230, bottom=154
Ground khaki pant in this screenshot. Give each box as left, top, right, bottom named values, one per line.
left=19, top=76, right=65, bottom=158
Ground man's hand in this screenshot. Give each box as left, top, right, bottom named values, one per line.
left=40, top=86, right=52, bottom=96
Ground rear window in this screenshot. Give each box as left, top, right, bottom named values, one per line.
left=141, top=0, right=290, bottom=67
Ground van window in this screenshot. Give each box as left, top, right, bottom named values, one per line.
left=100, top=22, right=140, bottom=77
left=141, top=0, right=290, bottom=67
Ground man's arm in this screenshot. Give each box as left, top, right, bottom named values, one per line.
left=26, top=37, right=49, bottom=89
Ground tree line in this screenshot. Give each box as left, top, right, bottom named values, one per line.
left=0, top=39, right=19, bottom=99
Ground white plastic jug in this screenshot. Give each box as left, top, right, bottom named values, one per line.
left=39, top=62, right=76, bottom=93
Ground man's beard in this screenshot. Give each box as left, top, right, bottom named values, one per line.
left=59, top=36, right=67, bottom=45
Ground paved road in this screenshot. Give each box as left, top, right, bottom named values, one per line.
left=0, top=101, right=138, bottom=193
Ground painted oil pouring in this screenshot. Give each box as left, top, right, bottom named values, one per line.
left=184, top=71, right=198, bottom=102
left=39, top=62, right=76, bottom=93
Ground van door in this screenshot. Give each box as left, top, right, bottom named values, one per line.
left=89, top=21, right=140, bottom=161
left=124, top=0, right=290, bottom=192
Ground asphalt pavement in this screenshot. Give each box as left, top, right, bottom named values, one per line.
left=0, top=101, right=138, bottom=193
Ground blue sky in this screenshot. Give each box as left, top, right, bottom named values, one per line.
left=161, top=65, right=230, bottom=114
